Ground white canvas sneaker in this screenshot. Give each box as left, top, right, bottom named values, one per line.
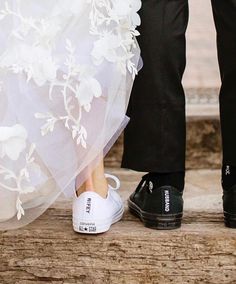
left=73, top=174, right=124, bottom=234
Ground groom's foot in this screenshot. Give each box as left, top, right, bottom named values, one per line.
left=128, top=173, right=184, bottom=230
left=223, top=184, right=236, bottom=229
left=222, top=165, right=236, bottom=228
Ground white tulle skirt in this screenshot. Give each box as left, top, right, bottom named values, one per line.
left=0, top=0, right=141, bottom=229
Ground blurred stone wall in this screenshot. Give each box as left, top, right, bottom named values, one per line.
left=184, top=0, right=220, bottom=89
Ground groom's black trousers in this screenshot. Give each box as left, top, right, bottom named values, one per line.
left=122, top=0, right=236, bottom=172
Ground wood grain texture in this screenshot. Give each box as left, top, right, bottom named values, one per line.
left=1, top=170, right=236, bottom=284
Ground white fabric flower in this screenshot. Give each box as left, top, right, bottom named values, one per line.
left=37, top=18, right=62, bottom=47
left=30, top=50, right=58, bottom=86
left=92, top=33, right=121, bottom=65
left=111, top=0, right=141, bottom=26
left=52, top=0, right=86, bottom=16
left=0, top=44, right=58, bottom=86
left=76, top=77, right=102, bottom=112
left=0, top=124, right=28, bottom=161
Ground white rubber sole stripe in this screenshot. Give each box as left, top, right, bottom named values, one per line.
left=73, top=205, right=124, bottom=234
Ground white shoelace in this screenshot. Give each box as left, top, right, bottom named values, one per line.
left=105, top=173, right=121, bottom=191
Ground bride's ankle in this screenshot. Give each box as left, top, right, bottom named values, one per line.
left=93, top=176, right=108, bottom=198
left=76, top=182, right=108, bottom=198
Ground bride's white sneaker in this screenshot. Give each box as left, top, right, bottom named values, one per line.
left=73, top=174, right=124, bottom=234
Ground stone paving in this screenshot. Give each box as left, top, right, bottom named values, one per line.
left=184, top=0, right=221, bottom=89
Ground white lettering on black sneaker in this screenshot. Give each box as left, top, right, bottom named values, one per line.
left=149, top=181, right=154, bottom=193
left=86, top=198, right=91, bottom=214
left=225, top=165, right=231, bottom=176
left=140, top=180, right=147, bottom=191
left=164, top=190, right=170, bottom=212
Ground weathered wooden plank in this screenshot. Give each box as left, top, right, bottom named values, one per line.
left=1, top=215, right=236, bottom=284
left=0, top=170, right=236, bottom=284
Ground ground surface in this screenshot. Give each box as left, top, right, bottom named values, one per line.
left=1, top=169, right=236, bottom=284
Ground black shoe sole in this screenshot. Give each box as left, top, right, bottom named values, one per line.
left=224, top=212, right=236, bottom=229
left=128, top=198, right=183, bottom=230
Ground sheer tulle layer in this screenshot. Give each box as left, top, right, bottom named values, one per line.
left=0, top=0, right=141, bottom=229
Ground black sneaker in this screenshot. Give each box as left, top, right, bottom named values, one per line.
left=223, top=184, right=236, bottom=228
left=128, top=173, right=183, bottom=230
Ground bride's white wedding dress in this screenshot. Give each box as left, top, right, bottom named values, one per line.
left=0, top=0, right=141, bottom=229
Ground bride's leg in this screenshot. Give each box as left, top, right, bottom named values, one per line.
left=76, top=159, right=108, bottom=198
left=91, top=160, right=108, bottom=198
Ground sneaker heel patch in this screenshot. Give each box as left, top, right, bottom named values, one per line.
left=79, top=222, right=97, bottom=233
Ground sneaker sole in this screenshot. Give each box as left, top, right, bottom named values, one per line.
left=224, top=212, right=236, bottom=229
left=73, top=205, right=124, bottom=234
left=128, top=198, right=182, bottom=230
